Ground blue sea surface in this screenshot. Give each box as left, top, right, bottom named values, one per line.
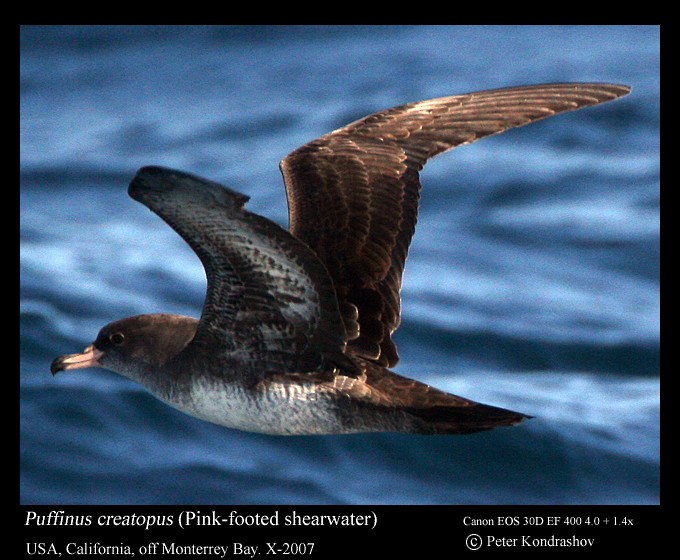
left=20, top=25, right=660, bottom=505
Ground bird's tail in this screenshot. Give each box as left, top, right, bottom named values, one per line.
left=405, top=400, right=532, bottom=435
left=359, top=362, right=531, bottom=435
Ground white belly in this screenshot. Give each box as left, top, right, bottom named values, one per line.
left=160, top=378, right=345, bottom=435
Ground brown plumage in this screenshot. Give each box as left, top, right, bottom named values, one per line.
left=282, top=83, right=631, bottom=367
left=51, top=83, right=630, bottom=436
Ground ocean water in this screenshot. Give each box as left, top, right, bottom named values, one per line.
left=20, top=25, right=660, bottom=506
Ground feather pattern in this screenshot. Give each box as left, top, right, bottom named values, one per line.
left=281, top=83, right=631, bottom=366
left=128, top=166, right=360, bottom=377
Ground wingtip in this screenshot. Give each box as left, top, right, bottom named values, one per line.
left=128, top=166, right=251, bottom=208
left=598, top=82, right=632, bottom=99
left=127, top=165, right=168, bottom=201
left=560, top=82, right=632, bottom=103
left=617, top=84, right=632, bottom=95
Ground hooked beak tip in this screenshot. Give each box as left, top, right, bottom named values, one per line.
left=50, top=345, right=103, bottom=376
left=50, top=359, right=62, bottom=376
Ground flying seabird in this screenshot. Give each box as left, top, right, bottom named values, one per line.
left=51, top=83, right=631, bottom=435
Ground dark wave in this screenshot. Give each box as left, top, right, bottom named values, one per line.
left=397, top=319, right=660, bottom=377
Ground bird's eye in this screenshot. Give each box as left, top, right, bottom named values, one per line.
left=110, top=333, right=125, bottom=345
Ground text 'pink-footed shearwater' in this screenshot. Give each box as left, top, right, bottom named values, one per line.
left=51, top=83, right=631, bottom=435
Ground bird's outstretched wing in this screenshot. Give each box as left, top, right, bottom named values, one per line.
left=280, top=83, right=631, bottom=366
left=128, top=166, right=360, bottom=377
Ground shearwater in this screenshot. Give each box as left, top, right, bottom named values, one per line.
left=51, top=83, right=631, bottom=436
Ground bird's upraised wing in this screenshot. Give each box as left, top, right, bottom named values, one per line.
left=280, top=83, right=631, bottom=366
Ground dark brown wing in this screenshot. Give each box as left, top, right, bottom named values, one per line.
left=280, top=83, right=631, bottom=367
left=128, top=166, right=360, bottom=378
